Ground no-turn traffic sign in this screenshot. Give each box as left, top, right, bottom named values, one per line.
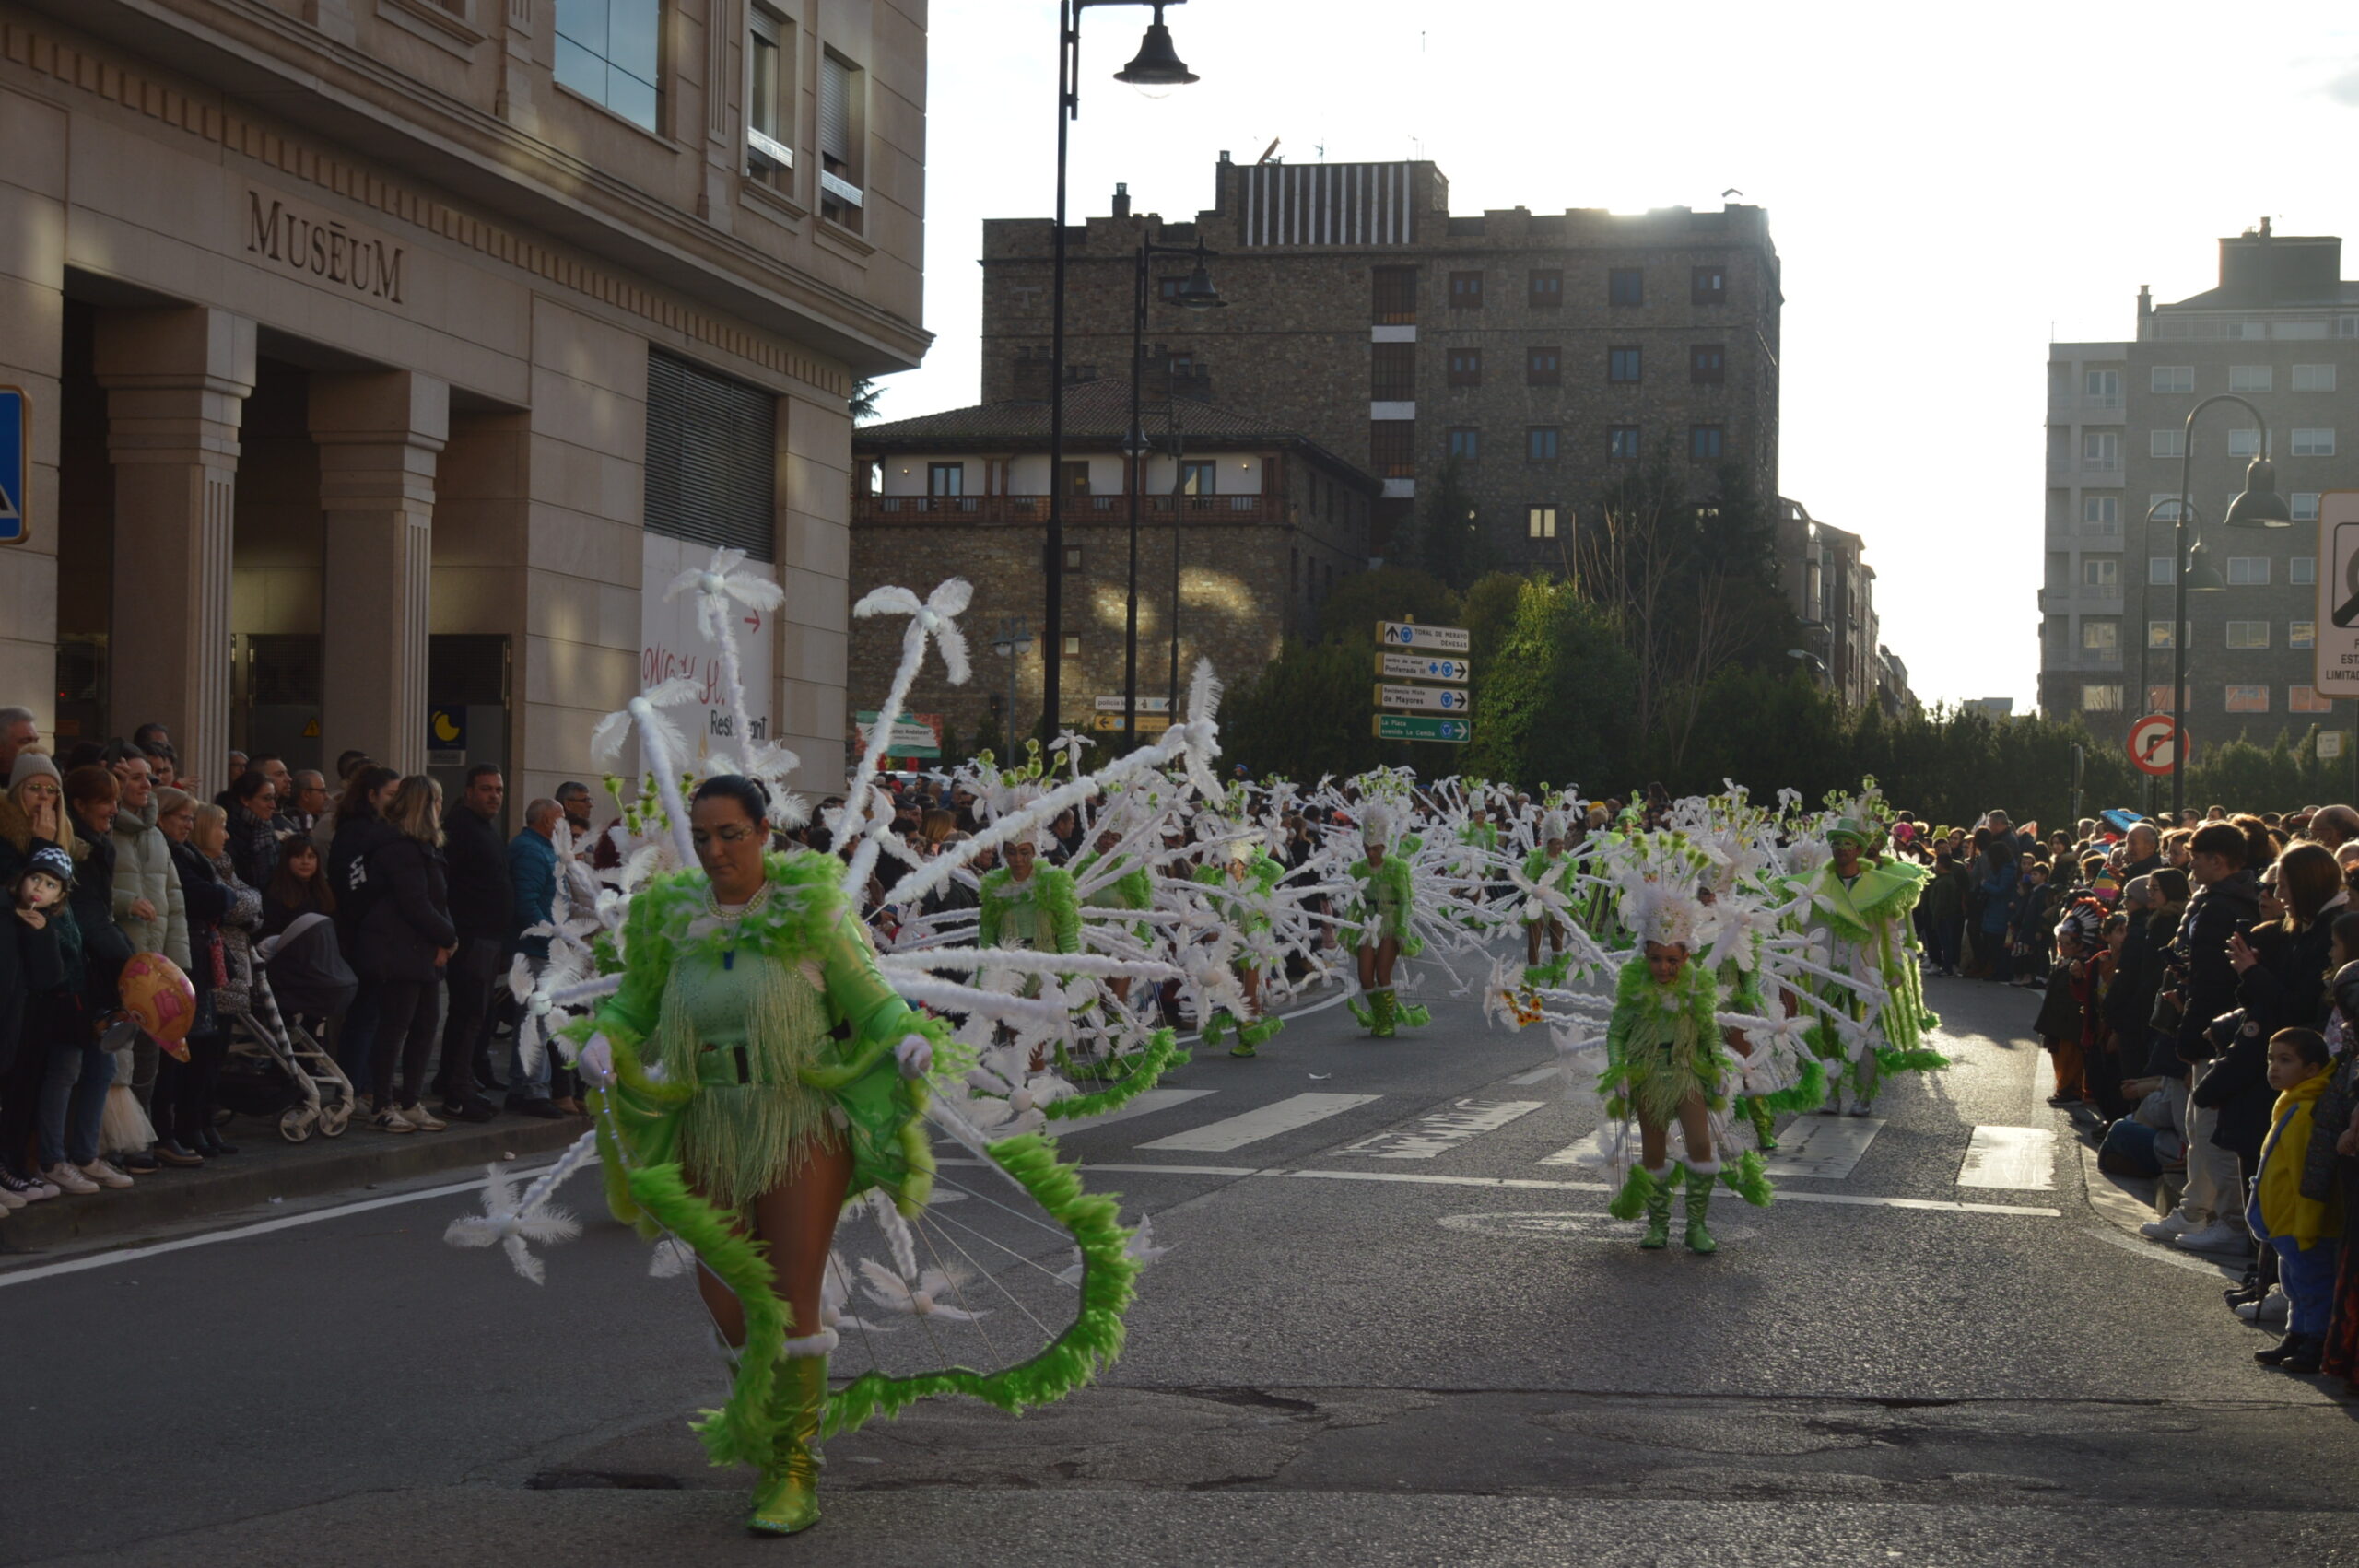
left=2127, top=712, right=2183, bottom=776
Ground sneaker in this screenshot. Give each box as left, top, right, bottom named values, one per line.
left=2141, top=1210, right=2196, bottom=1241
left=6, top=1171, right=59, bottom=1201
left=118, top=1149, right=159, bottom=1174
left=440, top=1096, right=499, bottom=1125
left=0, top=1182, right=22, bottom=1211
left=78, top=1160, right=135, bottom=1190
left=372, top=1107, right=417, bottom=1135
left=401, top=1103, right=447, bottom=1132
left=43, top=1163, right=100, bottom=1196
left=2236, top=1289, right=2290, bottom=1328
left=2174, top=1220, right=2250, bottom=1256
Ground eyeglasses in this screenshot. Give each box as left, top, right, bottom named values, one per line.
left=691, top=825, right=763, bottom=848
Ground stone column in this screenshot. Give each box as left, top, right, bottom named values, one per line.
left=93, top=307, right=256, bottom=788
left=311, top=370, right=448, bottom=777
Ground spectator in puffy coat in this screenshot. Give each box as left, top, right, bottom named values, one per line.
left=351, top=777, right=456, bottom=1133
left=107, top=751, right=187, bottom=1141
left=154, top=789, right=230, bottom=1165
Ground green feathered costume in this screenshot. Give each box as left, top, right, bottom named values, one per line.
left=1192, top=852, right=1287, bottom=1053
left=1342, top=851, right=1429, bottom=1036
left=1790, top=850, right=1945, bottom=1106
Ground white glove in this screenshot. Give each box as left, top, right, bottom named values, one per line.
left=894, top=1033, right=933, bottom=1080
left=577, top=1031, right=616, bottom=1086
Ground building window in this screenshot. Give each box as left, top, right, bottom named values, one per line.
left=2148, top=620, right=2175, bottom=649
left=927, top=462, right=965, bottom=497
left=1448, top=427, right=1480, bottom=461
left=1063, top=544, right=1083, bottom=569
left=2081, top=430, right=2119, bottom=470
left=1157, top=277, right=1189, bottom=303
left=1060, top=460, right=1091, bottom=496
left=1449, top=271, right=1484, bottom=309
left=1528, top=269, right=1562, bottom=308
left=2083, top=557, right=2118, bottom=588
left=2294, top=427, right=2337, bottom=456
left=2226, top=556, right=2271, bottom=586
left=1688, top=424, right=1724, bottom=461
left=2227, top=427, right=2261, bottom=457
left=2292, top=686, right=2334, bottom=713
left=1062, top=635, right=1081, bottom=658
left=2226, top=620, right=2271, bottom=649
left=1692, top=264, right=1725, bottom=304
left=1368, top=421, right=1414, bottom=478
left=1525, top=346, right=1561, bottom=386
left=2148, top=685, right=2186, bottom=713
left=2225, top=684, right=2270, bottom=713
left=556, top=0, right=663, bottom=130
left=1690, top=345, right=1726, bottom=384
left=1608, top=267, right=1644, bottom=306
left=2083, top=685, right=2123, bottom=713
left=1179, top=459, right=1216, bottom=496
left=2292, top=620, right=2318, bottom=649
left=1608, top=346, right=1642, bottom=383
left=745, top=6, right=794, bottom=181
left=2150, top=429, right=2186, bottom=459
left=2083, top=620, right=2118, bottom=651
left=644, top=349, right=777, bottom=558
left=2149, top=494, right=2192, bottom=523
left=2151, top=365, right=2195, bottom=393
left=1448, top=349, right=1484, bottom=387
left=1527, top=427, right=1560, bottom=462
left=2294, top=363, right=2338, bottom=392
left=1608, top=425, right=1640, bottom=460
left=2228, top=365, right=2272, bottom=393
left=2083, top=496, right=2119, bottom=530
left=2149, top=556, right=2174, bottom=586
left=1371, top=265, right=1417, bottom=323
left=2085, top=369, right=2120, bottom=402
left=817, top=49, right=864, bottom=228
left=2293, top=555, right=2318, bottom=585
left=2294, top=494, right=2322, bottom=522
left=1371, top=342, right=1416, bottom=401
left=1527, top=505, right=1558, bottom=540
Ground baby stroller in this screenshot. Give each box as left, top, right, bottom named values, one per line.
left=216, top=913, right=362, bottom=1142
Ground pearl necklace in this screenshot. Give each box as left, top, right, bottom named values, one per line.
left=705, top=882, right=773, bottom=922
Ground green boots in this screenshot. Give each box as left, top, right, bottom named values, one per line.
left=748, top=1337, right=833, bottom=1536
left=1638, top=1164, right=1677, bottom=1248
left=1369, top=988, right=1398, bottom=1037
left=1681, top=1162, right=1719, bottom=1255
left=1233, top=1012, right=1283, bottom=1057
left=1743, top=1096, right=1778, bottom=1152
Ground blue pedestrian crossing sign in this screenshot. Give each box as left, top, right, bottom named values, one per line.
left=0, top=388, right=25, bottom=544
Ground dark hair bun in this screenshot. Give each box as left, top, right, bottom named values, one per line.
left=691, top=773, right=771, bottom=824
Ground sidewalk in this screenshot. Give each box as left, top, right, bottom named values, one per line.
left=0, top=1108, right=589, bottom=1258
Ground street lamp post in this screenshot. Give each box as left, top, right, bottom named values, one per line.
left=2169, top=394, right=2292, bottom=816
left=1164, top=408, right=1187, bottom=719
left=1124, top=237, right=1224, bottom=749
left=2135, top=495, right=2224, bottom=814
left=1044, top=0, right=1198, bottom=747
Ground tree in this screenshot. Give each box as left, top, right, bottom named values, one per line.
left=1224, top=638, right=1387, bottom=779
left=851, top=378, right=881, bottom=423
left=970, top=707, right=1005, bottom=762
left=1417, top=457, right=1489, bottom=590
left=1319, top=567, right=1459, bottom=648
left=1465, top=577, right=1637, bottom=789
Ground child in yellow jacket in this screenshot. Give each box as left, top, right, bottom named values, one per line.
left=2248, top=1028, right=2345, bottom=1373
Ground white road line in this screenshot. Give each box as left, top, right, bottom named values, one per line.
left=0, top=1158, right=579, bottom=1290
left=1336, top=1098, right=1545, bottom=1160
left=1777, top=1191, right=2060, bottom=1217
left=1285, top=1169, right=1610, bottom=1193
left=1137, top=1092, right=1381, bottom=1153
left=2083, top=1222, right=2247, bottom=1278
left=1762, top=1115, right=1884, bottom=1180
left=1507, top=1062, right=1561, bottom=1087
left=1958, top=1125, right=2056, bottom=1190
left=1055, top=1087, right=1217, bottom=1131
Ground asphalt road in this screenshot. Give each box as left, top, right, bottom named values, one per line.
left=6, top=956, right=2354, bottom=1568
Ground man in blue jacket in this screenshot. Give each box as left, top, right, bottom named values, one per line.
left=504, top=798, right=567, bottom=1117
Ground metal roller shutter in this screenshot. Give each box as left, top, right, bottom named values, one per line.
left=818, top=52, right=851, bottom=166
left=644, top=348, right=777, bottom=560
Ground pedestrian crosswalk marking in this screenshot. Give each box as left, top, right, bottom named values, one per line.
left=1507, top=1062, right=1561, bottom=1086
left=1057, top=1087, right=1216, bottom=1131
left=1337, top=1098, right=1544, bottom=1160
left=1958, top=1126, right=2055, bottom=1190
left=1136, top=1092, right=1381, bottom=1153
left=1761, top=1115, right=1883, bottom=1180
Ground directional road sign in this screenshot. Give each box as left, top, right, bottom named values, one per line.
left=1092, top=714, right=1171, bottom=733
left=0, top=388, right=24, bottom=544
left=1375, top=682, right=1472, bottom=713
left=1374, top=713, right=1471, bottom=743
left=2316, top=491, right=2359, bottom=697
left=1093, top=695, right=1171, bottom=712
left=2126, top=713, right=2182, bottom=777
left=1376, top=620, right=1470, bottom=653
left=1376, top=651, right=1471, bottom=684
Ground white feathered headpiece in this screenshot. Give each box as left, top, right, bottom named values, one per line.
left=1359, top=801, right=1395, bottom=849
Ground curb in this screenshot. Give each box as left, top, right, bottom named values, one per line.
left=1, top=1115, right=589, bottom=1255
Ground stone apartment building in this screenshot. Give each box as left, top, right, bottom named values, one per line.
left=2042, top=223, right=2359, bottom=743
left=0, top=0, right=926, bottom=807
left=979, top=156, right=1781, bottom=568
left=850, top=370, right=1376, bottom=744
left=1773, top=498, right=1902, bottom=712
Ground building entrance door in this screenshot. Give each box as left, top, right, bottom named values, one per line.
left=232, top=633, right=323, bottom=775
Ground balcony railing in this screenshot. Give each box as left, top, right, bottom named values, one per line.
left=860, top=494, right=1277, bottom=523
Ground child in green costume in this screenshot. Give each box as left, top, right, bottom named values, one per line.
left=1342, top=803, right=1429, bottom=1038
left=1191, top=835, right=1287, bottom=1057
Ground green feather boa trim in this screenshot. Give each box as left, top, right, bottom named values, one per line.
left=1238, top=1013, right=1284, bottom=1048
left=1875, top=1044, right=1951, bottom=1074
left=1042, top=1028, right=1189, bottom=1121
left=1757, top=1058, right=1828, bottom=1116
left=1608, top=1162, right=1677, bottom=1221
left=1719, top=1149, right=1775, bottom=1208
left=822, top=1130, right=1136, bottom=1439
left=621, top=1163, right=793, bottom=1469
left=1398, top=1001, right=1432, bottom=1027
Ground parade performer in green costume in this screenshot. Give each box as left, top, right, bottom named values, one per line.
left=1343, top=803, right=1430, bottom=1038
left=1790, top=815, right=1942, bottom=1117
left=1071, top=819, right=1150, bottom=1009
left=1520, top=813, right=1576, bottom=988
left=1191, top=834, right=1287, bottom=1057
left=579, top=776, right=950, bottom=1536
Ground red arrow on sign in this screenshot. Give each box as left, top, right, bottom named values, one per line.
left=744, top=609, right=762, bottom=634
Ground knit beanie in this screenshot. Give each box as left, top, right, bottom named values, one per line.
left=7, top=750, right=61, bottom=794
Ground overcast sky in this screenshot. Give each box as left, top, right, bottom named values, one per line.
left=870, top=1, right=2359, bottom=710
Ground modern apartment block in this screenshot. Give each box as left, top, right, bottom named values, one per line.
left=979, top=156, right=1780, bottom=566
left=0, top=0, right=925, bottom=804
left=1774, top=498, right=1903, bottom=712
left=2042, top=223, right=2359, bottom=741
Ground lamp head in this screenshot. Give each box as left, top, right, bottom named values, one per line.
left=2224, top=455, right=2293, bottom=529
left=2184, top=542, right=2227, bottom=593
left=1114, top=6, right=1198, bottom=87
left=1176, top=260, right=1226, bottom=310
